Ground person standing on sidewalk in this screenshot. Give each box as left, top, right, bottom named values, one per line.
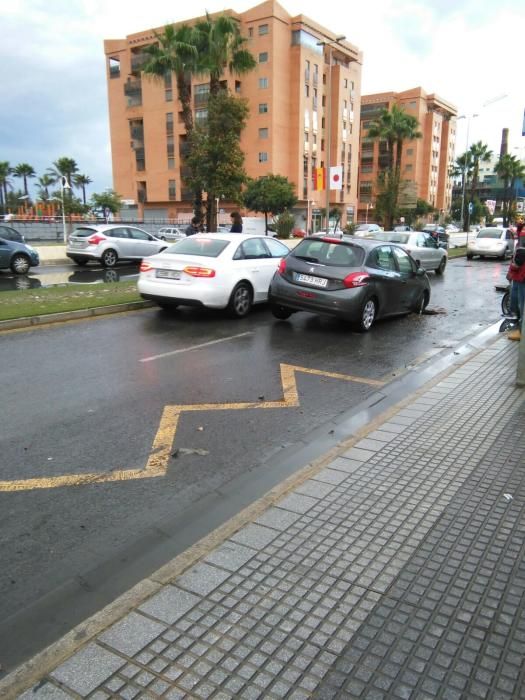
left=507, top=246, right=525, bottom=340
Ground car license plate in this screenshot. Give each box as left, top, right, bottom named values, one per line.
left=296, top=273, right=328, bottom=287
left=71, top=241, right=83, bottom=248
left=156, top=269, right=181, bottom=280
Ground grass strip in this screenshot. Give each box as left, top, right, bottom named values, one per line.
left=448, top=246, right=466, bottom=258
left=0, top=282, right=142, bottom=321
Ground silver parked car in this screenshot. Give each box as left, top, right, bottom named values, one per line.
left=157, top=226, right=186, bottom=241
left=466, top=227, right=515, bottom=260
left=66, top=224, right=168, bottom=267
left=368, top=231, right=447, bottom=274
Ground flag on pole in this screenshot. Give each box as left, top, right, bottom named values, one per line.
left=329, top=165, right=343, bottom=190
left=313, top=167, right=326, bottom=191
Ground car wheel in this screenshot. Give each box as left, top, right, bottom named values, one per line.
left=416, top=289, right=430, bottom=313
left=436, top=257, right=446, bottom=275
left=71, top=257, right=88, bottom=266
left=101, top=249, right=118, bottom=267
left=467, top=254, right=473, bottom=260
left=501, top=291, right=511, bottom=317
left=10, top=254, right=30, bottom=274
left=357, top=297, right=377, bottom=332
left=271, top=304, right=293, bottom=320
left=227, top=282, right=253, bottom=318
left=159, top=236, right=166, bottom=241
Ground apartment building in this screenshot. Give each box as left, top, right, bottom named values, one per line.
left=357, top=87, right=458, bottom=222
left=104, top=0, right=362, bottom=228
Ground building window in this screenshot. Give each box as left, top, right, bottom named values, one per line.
left=259, top=51, right=268, bottom=63
left=258, top=152, right=268, bottom=162
left=109, top=57, right=120, bottom=78
left=305, top=84, right=309, bottom=98
left=168, top=180, right=176, bottom=201
left=259, top=127, right=269, bottom=139
left=305, top=59, right=310, bottom=82
left=164, top=73, right=172, bottom=102
left=195, top=109, right=208, bottom=124
left=258, top=23, right=269, bottom=35
left=344, top=78, right=348, bottom=88
left=259, top=103, right=268, bottom=114
left=248, top=27, right=253, bottom=37
left=168, top=157, right=175, bottom=170
left=259, top=77, right=268, bottom=89
left=166, top=112, right=173, bottom=136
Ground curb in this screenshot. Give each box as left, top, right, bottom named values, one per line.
left=0, top=301, right=154, bottom=331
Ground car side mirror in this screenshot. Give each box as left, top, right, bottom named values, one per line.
left=416, top=267, right=426, bottom=277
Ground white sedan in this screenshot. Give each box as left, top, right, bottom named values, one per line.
left=467, top=228, right=515, bottom=260
left=138, top=233, right=290, bottom=317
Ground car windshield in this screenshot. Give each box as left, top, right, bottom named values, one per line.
left=294, top=239, right=365, bottom=267
left=165, top=237, right=230, bottom=257
left=371, top=232, right=410, bottom=244
left=477, top=230, right=503, bottom=239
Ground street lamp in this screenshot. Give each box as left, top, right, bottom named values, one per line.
left=60, top=176, right=71, bottom=243
left=365, top=201, right=373, bottom=224
left=456, top=113, right=478, bottom=231
left=317, top=35, right=345, bottom=234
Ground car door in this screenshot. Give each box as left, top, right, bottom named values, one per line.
left=392, top=245, right=422, bottom=310
left=126, top=227, right=162, bottom=259
left=366, top=245, right=404, bottom=316
left=0, top=239, right=11, bottom=269
left=232, top=237, right=274, bottom=302
left=105, top=227, right=132, bottom=259
left=419, top=232, right=440, bottom=271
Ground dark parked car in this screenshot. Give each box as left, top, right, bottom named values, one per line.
left=0, top=226, right=40, bottom=274
left=269, top=235, right=431, bottom=331
left=421, top=224, right=449, bottom=248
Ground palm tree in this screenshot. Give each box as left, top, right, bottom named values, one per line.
left=73, top=174, right=93, bottom=204
left=142, top=23, right=199, bottom=135
left=13, top=163, right=36, bottom=199
left=193, top=12, right=257, bottom=95
left=193, top=13, right=256, bottom=229
left=0, top=161, right=13, bottom=213
left=468, top=141, right=492, bottom=206
left=46, top=157, right=79, bottom=194
left=367, top=106, right=422, bottom=228
left=36, top=174, right=55, bottom=202
left=494, top=154, right=525, bottom=226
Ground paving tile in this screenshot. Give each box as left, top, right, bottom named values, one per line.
left=176, top=562, right=231, bottom=596
left=230, top=523, right=279, bottom=549
left=50, top=643, right=125, bottom=696
left=19, top=683, right=75, bottom=699
left=255, top=506, right=302, bottom=530
left=98, top=612, right=166, bottom=657
left=276, top=492, right=319, bottom=514
left=139, top=584, right=200, bottom=625
left=205, top=541, right=257, bottom=571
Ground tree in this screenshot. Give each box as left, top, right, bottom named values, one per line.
left=73, top=174, right=93, bottom=205
left=90, top=190, right=123, bottom=215
left=243, top=174, right=298, bottom=233
left=494, top=154, right=525, bottom=226
left=36, top=174, right=54, bottom=202
left=367, top=105, right=422, bottom=228
left=142, top=24, right=198, bottom=136
left=0, top=161, right=13, bottom=213
left=466, top=141, right=492, bottom=229
left=186, top=91, right=249, bottom=231
left=46, top=157, right=79, bottom=193
left=194, top=12, right=257, bottom=96
left=13, top=163, right=36, bottom=198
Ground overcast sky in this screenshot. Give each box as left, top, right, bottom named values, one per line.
left=1, top=0, right=523, bottom=201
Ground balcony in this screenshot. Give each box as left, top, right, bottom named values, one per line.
left=179, top=142, right=191, bottom=157
left=181, top=188, right=194, bottom=201
left=124, top=78, right=142, bottom=97
left=130, top=126, right=144, bottom=140
left=194, top=92, right=209, bottom=107
left=130, top=53, right=149, bottom=73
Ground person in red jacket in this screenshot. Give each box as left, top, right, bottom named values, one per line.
left=507, top=246, right=525, bottom=340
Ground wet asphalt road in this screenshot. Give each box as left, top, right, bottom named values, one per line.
left=0, top=256, right=510, bottom=674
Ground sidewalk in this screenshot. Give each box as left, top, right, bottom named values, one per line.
left=2, top=334, right=524, bottom=699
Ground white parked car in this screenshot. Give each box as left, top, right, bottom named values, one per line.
left=354, top=223, right=383, bottom=236
left=138, top=233, right=290, bottom=317
left=157, top=226, right=186, bottom=241
left=467, top=228, right=515, bottom=260
left=66, top=224, right=167, bottom=267
left=369, top=231, right=447, bottom=274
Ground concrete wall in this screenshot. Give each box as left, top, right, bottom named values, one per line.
left=13, top=220, right=185, bottom=241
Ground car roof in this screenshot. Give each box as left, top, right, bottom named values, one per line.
left=190, top=232, right=279, bottom=242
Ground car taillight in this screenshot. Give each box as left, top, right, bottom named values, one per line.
left=183, top=266, right=216, bottom=278
left=140, top=261, right=153, bottom=272
left=278, top=258, right=287, bottom=274
left=87, top=233, right=107, bottom=245
left=343, top=272, right=370, bottom=288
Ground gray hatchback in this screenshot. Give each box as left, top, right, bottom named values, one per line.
left=269, top=235, right=431, bottom=331
left=0, top=225, right=40, bottom=274
left=66, top=224, right=167, bottom=267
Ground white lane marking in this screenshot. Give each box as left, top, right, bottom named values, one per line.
left=140, top=332, right=253, bottom=363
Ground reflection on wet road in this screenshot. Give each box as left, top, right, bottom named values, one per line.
left=0, top=263, right=139, bottom=292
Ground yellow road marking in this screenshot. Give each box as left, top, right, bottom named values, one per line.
left=0, top=364, right=384, bottom=493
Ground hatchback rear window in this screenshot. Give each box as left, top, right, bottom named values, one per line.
left=71, top=227, right=97, bottom=238
left=477, top=229, right=502, bottom=239
left=166, top=237, right=230, bottom=257
left=294, top=239, right=365, bottom=267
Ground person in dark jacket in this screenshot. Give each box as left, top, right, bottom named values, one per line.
left=230, top=211, right=243, bottom=233
left=185, top=217, right=201, bottom=236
